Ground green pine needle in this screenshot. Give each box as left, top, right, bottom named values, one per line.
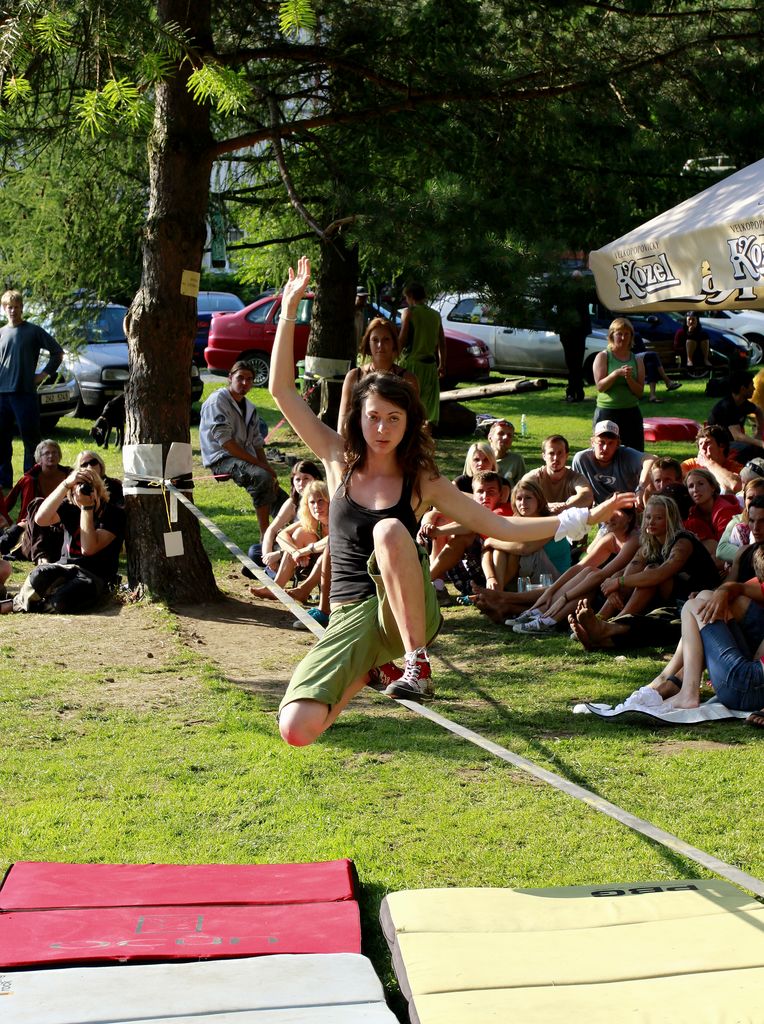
left=278, top=0, right=316, bottom=38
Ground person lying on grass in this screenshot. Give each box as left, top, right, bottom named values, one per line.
left=269, top=257, right=636, bottom=747
left=472, top=505, right=640, bottom=633
left=625, top=544, right=764, bottom=726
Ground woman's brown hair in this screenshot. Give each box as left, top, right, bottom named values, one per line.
left=343, top=371, right=438, bottom=505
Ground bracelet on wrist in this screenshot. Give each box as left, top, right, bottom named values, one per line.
left=280, top=314, right=297, bottom=323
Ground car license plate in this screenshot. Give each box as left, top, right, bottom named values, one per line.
left=41, top=393, right=62, bottom=405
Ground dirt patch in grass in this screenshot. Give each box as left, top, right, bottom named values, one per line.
left=0, top=569, right=487, bottom=722
left=1, top=568, right=399, bottom=718
left=650, top=739, right=739, bottom=754
left=2, top=600, right=174, bottom=673
left=171, top=592, right=312, bottom=707
left=0, top=598, right=197, bottom=711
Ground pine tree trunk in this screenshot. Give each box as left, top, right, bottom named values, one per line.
left=307, top=234, right=358, bottom=424
left=123, top=0, right=219, bottom=602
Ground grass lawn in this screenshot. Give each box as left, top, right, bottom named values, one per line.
left=1, top=373, right=762, bottom=1016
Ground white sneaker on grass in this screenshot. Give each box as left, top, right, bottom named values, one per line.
left=614, top=685, right=664, bottom=713
left=513, top=616, right=557, bottom=634
left=504, top=608, right=542, bottom=627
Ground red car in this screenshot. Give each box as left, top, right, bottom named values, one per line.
left=205, top=293, right=493, bottom=388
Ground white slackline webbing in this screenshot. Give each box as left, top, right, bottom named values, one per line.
left=393, top=699, right=764, bottom=899
left=170, top=484, right=764, bottom=899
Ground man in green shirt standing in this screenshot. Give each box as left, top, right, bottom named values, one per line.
left=398, top=283, right=446, bottom=427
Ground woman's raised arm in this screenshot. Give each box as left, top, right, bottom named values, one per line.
left=423, top=474, right=635, bottom=544
left=269, top=258, right=344, bottom=467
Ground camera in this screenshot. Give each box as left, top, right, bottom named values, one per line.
left=76, top=482, right=94, bottom=496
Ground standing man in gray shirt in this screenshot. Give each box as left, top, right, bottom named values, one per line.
left=0, top=290, right=64, bottom=489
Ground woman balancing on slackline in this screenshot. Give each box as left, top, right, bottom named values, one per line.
left=271, top=258, right=635, bottom=747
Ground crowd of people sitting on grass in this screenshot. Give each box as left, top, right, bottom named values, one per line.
left=3, top=288, right=763, bottom=733
left=219, top=267, right=762, bottom=739
left=226, top=292, right=764, bottom=734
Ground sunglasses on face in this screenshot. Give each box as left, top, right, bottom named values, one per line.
left=80, top=458, right=100, bottom=468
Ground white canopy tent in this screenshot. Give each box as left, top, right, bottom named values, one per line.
left=590, top=157, right=764, bottom=312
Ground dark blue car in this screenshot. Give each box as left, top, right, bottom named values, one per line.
left=590, top=305, right=751, bottom=372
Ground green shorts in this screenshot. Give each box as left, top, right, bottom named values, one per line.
left=279, top=547, right=441, bottom=712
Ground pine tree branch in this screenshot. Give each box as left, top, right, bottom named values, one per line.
left=267, top=93, right=326, bottom=239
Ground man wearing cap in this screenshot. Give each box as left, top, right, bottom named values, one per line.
left=571, top=420, right=655, bottom=505
left=741, top=457, right=764, bottom=486
left=199, top=362, right=278, bottom=536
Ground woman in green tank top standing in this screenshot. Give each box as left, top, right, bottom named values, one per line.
left=592, top=317, right=645, bottom=451
left=398, top=283, right=446, bottom=427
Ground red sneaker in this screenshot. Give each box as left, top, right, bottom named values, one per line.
left=367, top=661, right=402, bottom=691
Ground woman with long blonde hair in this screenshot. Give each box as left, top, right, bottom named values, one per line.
left=250, top=480, right=330, bottom=601
left=569, top=494, right=720, bottom=650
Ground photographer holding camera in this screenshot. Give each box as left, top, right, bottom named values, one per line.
left=13, top=466, right=125, bottom=614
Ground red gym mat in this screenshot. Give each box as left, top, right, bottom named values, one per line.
left=0, top=859, right=357, bottom=910
left=643, top=416, right=701, bottom=443
left=0, top=900, right=361, bottom=968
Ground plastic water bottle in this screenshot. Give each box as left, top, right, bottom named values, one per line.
left=520, top=413, right=528, bottom=437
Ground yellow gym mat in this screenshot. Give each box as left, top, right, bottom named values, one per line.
left=380, top=880, right=764, bottom=1023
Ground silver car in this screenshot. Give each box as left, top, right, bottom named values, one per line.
left=51, top=303, right=203, bottom=415
left=433, top=294, right=606, bottom=380
left=37, top=364, right=80, bottom=426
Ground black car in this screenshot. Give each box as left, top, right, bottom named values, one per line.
left=590, top=305, right=751, bottom=372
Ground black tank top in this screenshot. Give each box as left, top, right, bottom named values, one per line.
left=668, top=530, right=721, bottom=597
left=329, top=472, right=418, bottom=604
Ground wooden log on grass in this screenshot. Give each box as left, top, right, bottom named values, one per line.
left=439, top=378, right=549, bottom=404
